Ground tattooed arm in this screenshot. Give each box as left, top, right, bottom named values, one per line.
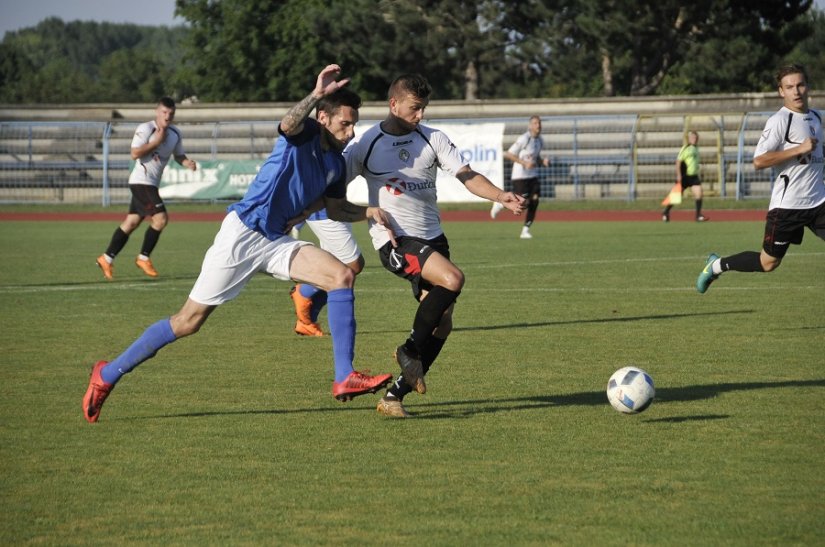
left=280, top=64, right=351, bottom=137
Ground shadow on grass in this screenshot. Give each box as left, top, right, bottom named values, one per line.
left=447, top=309, right=754, bottom=333
left=131, top=378, right=825, bottom=422
left=408, top=378, right=825, bottom=420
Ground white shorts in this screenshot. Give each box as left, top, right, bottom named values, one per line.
left=306, top=218, right=361, bottom=265
left=189, top=211, right=311, bottom=306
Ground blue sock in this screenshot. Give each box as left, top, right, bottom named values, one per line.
left=299, top=284, right=319, bottom=299
left=310, top=290, right=328, bottom=322
left=101, top=319, right=177, bottom=385
left=326, top=288, right=355, bottom=383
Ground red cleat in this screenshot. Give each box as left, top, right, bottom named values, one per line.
left=83, top=360, right=114, bottom=423
left=332, top=370, right=392, bottom=402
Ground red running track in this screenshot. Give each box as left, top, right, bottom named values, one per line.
left=0, top=209, right=764, bottom=222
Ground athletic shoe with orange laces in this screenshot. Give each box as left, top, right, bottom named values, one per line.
left=294, top=320, right=324, bottom=337
left=394, top=345, right=426, bottom=394
left=135, top=257, right=158, bottom=277
left=289, top=285, right=313, bottom=324
left=96, top=255, right=114, bottom=280
left=332, top=370, right=392, bottom=402
left=376, top=395, right=411, bottom=418
left=83, top=360, right=114, bottom=423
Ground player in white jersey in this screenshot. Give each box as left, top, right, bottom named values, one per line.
left=345, top=73, right=526, bottom=417
left=491, top=115, right=550, bottom=238
left=96, top=97, right=197, bottom=280
left=697, top=64, right=825, bottom=293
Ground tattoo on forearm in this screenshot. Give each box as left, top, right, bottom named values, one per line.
left=282, top=93, right=320, bottom=132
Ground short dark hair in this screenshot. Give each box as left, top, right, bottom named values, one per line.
left=388, top=74, right=432, bottom=101
left=317, top=88, right=362, bottom=117
left=775, top=64, right=808, bottom=86
left=158, top=96, right=176, bottom=109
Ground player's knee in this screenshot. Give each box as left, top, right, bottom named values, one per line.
left=762, top=258, right=781, bottom=272
left=760, top=250, right=782, bottom=272
left=440, top=269, right=465, bottom=292
left=170, top=315, right=202, bottom=338
left=121, top=218, right=140, bottom=232
left=329, top=264, right=355, bottom=289
left=152, top=216, right=168, bottom=230
left=348, top=255, right=365, bottom=275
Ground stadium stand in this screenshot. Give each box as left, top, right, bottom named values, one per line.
left=1, top=92, right=818, bottom=204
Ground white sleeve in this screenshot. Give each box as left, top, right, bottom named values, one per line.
left=130, top=122, right=152, bottom=149
left=432, top=130, right=467, bottom=177
left=343, top=138, right=363, bottom=182
left=754, top=115, right=784, bottom=159
left=508, top=133, right=527, bottom=156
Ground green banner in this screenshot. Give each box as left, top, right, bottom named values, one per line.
left=154, top=159, right=261, bottom=200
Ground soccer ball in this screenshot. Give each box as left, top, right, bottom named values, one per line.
left=606, top=366, right=655, bottom=414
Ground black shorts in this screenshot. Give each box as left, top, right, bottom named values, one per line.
left=680, top=174, right=701, bottom=189
left=128, top=185, right=167, bottom=217
left=762, top=201, right=825, bottom=258
left=379, top=234, right=450, bottom=301
left=512, top=177, right=540, bottom=198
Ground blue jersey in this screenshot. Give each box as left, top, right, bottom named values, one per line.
left=227, top=118, right=347, bottom=239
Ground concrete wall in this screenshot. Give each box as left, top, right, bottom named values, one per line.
left=3, top=91, right=823, bottom=123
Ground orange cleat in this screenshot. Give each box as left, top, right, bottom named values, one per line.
left=294, top=320, right=324, bottom=337
left=83, top=360, right=114, bottom=423
left=135, top=257, right=158, bottom=277
left=289, top=285, right=313, bottom=324
left=96, top=255, right=114, bottom=280
left=332, top=370, right=392, bottom=402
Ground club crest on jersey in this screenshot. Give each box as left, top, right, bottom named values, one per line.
left=399, top=149, right=410, bottom=162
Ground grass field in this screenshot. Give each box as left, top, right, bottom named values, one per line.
left=1, top=214, right=823, bottom=545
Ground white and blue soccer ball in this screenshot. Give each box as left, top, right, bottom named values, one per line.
left=606, top=366, right=655, bottom=414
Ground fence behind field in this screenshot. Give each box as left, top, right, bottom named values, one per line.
left=0, top=113, right=778, bottom=205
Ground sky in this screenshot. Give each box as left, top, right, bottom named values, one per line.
left=1, top=0, right=824, bottom=39
left=0, top=0, right=185, bottom=38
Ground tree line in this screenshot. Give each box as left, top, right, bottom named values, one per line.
left=1, top=0, right=822, bottom=104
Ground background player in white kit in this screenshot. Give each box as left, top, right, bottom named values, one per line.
left=96, top=97, right=197, bottom=280
left=697, top=64, right=825, bottom=293
left=491, top=115, right=550, bottom=239
left=346, top=73, right=526, bottom=417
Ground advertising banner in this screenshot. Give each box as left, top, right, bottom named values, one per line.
left=155, top=121, right=504, bottom=202
left=158, top=159, right=261, bottom=200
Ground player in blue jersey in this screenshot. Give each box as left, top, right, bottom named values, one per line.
left=83, top=64, right=396, bottom=423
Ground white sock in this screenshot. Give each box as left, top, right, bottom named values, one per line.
left=138, top=254, right=150, bottom=261
left=712, top=259, right=722, bottom=275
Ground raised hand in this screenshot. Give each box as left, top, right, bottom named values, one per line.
left=314, top=64, right=351, bottom=98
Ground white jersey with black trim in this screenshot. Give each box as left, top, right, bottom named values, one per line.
left=754, top=106, right=825, bottom=210
left=508, top=131, right=544, bottom=180
left=345, top=123, right=468, bottom=250
left=128, top=121, right=186, bottom=187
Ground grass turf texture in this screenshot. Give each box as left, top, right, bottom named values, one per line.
left=1, top=217, right=823, bottom=545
